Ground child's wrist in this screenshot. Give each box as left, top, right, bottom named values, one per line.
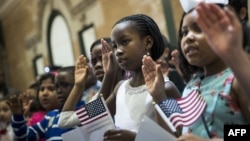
left=72, top=84, right=85, bottom=94
left=74, top=82, right=85, bottom=89
left=153, top=94, right=167, bottom=104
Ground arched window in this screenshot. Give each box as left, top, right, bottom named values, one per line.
left=47, top=10, right=74, bottom=67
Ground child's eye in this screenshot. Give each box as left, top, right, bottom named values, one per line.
left=91, top=58, right=97, bottom=66
left=193, top=24, right=202, bottom=33
left=194, top=26, right=202, bottom=33
left=181, top=30, right=188, bottom=37
left=122, top=40, right=130, bottom=46
left=39, top=86, right=56, bottom=92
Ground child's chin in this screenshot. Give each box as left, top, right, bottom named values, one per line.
left=0, top=121, right=7, bottom=130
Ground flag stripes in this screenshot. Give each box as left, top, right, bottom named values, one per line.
left=158, top=90, right=207, bottom=128
left=75, top=97, right=112, bottom=126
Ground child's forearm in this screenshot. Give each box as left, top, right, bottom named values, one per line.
left=58, top=111, right=81, bottom=128
left=62, top=84, right=85, bottom=111
left=98, top=73, right=116, bottom=100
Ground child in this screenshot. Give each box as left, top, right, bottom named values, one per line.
left=58, top=37, right=125, bottom=128
left=9, top=67, right=85, bottom=141
left=81, top=37, right=125, bottom=103
left=196, top=2, right=250, bottom=100
left=58, top=14, right=180, bottom=141
left=90, top=37, right=112, bottom=82
left=0, top=98, right=15, bottom=141
left=21, top=82, right=41, bottom=122
left=103, top=14, right=180, bottom=140
left=170, top=0, right=249, bottom=83
left=142, top=1, right=250, bottom=141
left=89, top=37, right=125, bottom=101
left=9, top=73, right=58, bottom=141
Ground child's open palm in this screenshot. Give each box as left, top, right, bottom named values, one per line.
left=19, top=92, right=33, bottom=116
left=101, top=39, right=119, bottom=75
left=75, top=55, right=89, bottom=86
left=142, top=55, right=166, bottom=103
left=196, top=3, right=243, bottom=59
left=7, top=94, right=24, bottom=115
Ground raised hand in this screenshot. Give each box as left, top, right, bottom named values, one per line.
left=19, top=92, right=33, bottom=116
left=142, top=55, right=166, bottom=103
left=7, top=94, right=24, bottom=115
left=101, top=39, right=118, bottom=75
left=195, top=3, right=250, bottom=99
left=195, top=3, right=243, bottom=60
left=169, top=49, right=180, bottom=69
left=75, top=55, right=89, bottom=87
left=61, top=55, right=89, bottom=112
left=169, top=49, right=183, bottom=77
left=103, top=129, right=136, bottom=141
left=99, top=39, right=124, bottom=100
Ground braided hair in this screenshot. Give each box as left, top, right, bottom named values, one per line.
left=113, top=14, right=164, bottom=61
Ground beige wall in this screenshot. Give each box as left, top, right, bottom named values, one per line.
left=1, top=0, right=183, bottom=91
left=1, top=0, right=40, bottom=91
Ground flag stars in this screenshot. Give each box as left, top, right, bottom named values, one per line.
left=86, top=99, right=106, bottom=117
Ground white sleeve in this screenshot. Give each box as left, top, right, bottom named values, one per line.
left=58, top=111, right=81, bottom=128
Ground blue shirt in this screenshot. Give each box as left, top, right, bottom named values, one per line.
left=11, top=101, right=85, bottom=141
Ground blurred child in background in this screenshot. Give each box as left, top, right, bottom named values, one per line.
left=0, top=98, right=15, bottom=141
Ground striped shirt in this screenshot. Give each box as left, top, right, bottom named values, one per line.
left=11, top=101, right=85, bottom=141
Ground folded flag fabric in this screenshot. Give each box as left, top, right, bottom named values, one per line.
left=158, top=90, right=207, bottom=128
left=75, top=96, right=115, bottom=132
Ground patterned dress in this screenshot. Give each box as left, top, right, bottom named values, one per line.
left=182, top=68, right=247, bottom=138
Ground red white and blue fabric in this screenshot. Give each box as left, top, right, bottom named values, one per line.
left=158, top=90, right=207, bottom=128
left=75, top=96, right=115, bottom=134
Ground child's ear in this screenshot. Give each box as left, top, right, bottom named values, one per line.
left=144, top=35, right=154, bottom=50
left=240, top=7, right=247, bottom=20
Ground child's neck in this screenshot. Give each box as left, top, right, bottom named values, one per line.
left=129, top=72, right=145, bottom=87
left=203, top=60, right=227, bottom=77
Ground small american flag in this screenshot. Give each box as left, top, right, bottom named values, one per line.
left=158, top=90, right=207, bottom=129
left=75, top=96, right=114, bottom=128
left=65, top=96, right=114, bottom=141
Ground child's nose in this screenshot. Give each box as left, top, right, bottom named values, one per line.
left=41, top=89, right=50, bottom=96
left=116, top=48, right=123, bottom=57
left=186, top=32, right=195, bottom=43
